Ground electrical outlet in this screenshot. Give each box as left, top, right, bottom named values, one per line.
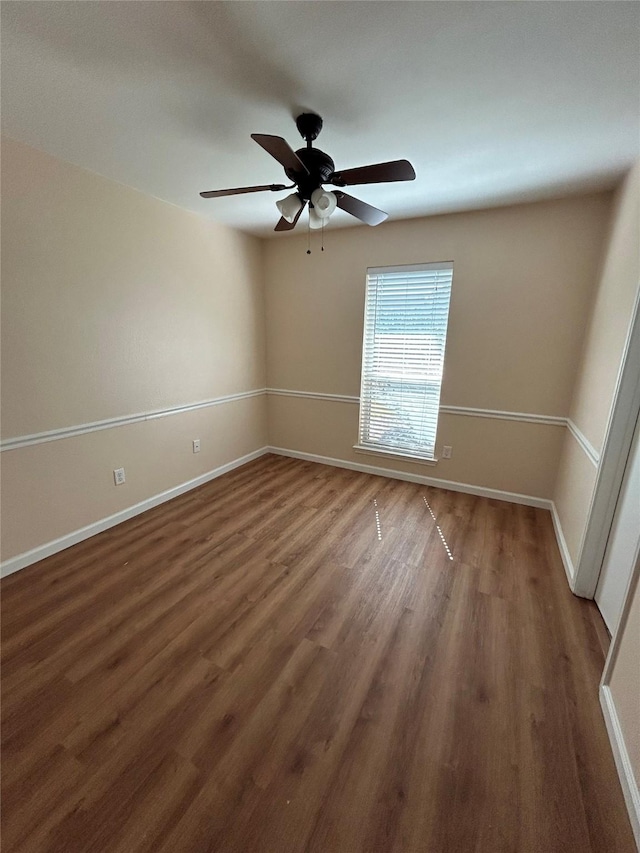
left=442, top=446, right=453, bottom=459
left=192, top=439, right=201, bottom=453
left=113, top=467, right=126, bottom=485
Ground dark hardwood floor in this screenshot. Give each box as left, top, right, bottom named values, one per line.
left=1, top=453, right=634, bottom=852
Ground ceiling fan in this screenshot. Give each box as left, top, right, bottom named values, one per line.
left=199, top=113, right=416, bottom=232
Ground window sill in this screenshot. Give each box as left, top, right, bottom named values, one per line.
left=353, top=444, right=438, bottom=466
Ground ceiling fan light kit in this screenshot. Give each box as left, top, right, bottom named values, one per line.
left=199, top=112, right=416, bottom=243
left=308, top=207, right=327, bottom=230
left=310, top=187, right=337, bottom=217
left=276, top=192, right=304, bottom=223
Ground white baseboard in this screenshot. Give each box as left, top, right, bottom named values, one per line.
left=2, top=446, right=573, bottom=596
left=267, top=446, right=553, bottom=510
left=0, top=447, right=269, bottom=578
left=270, top=448, right=583, bottom=596
left=600, top=685, right=640, bottom=849
left=550, top=501, right=577, bottom=590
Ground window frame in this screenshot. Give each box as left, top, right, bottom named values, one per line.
left=356, top=261, right=454, bottom=463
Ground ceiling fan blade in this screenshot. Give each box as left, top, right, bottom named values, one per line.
left=330, top=159, right=416, bottom=187
left=251, top=134, right=309, bottom=176
left=200, top=183, right=287, bottom=199
left=334, top=192, right=388, bottom=226
left=274, top=200, right=307, bottom=232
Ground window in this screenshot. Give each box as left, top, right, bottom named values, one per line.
left=357, top=262, right=453, bottom=461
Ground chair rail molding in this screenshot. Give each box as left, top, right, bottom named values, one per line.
left=0, top=389, right=266, bottom=452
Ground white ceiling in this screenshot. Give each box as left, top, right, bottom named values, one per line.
left=2, top=1, right=639, bottom=237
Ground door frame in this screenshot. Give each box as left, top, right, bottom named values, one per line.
left=599, top=550, right=640, bottom=847
left=573, top=284, right=640, bottom=599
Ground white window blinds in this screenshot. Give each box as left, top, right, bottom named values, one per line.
left=358, top=262, right=453, bottom=459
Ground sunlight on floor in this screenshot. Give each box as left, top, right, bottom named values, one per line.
left=423, top=496, right=454, bottom=561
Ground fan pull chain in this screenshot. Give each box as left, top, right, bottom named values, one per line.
left=307, top=214, right=311, bottom=255
left=321, top=219, right=325, bottom=251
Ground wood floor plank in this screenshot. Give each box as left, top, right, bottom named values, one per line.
left=302, top=606, right=426, bottom=853
left=1, top=454, right=635, bottom=852
left=207, top=561, right=415, bottom=853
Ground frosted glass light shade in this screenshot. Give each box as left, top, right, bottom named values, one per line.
left=309, top=207, right=327, bottom=230
left=276, top=193, right=303, bottom=223
left=310, top=188, right=337, bottom=217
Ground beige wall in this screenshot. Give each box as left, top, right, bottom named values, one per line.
left=548, top=163, right=639, bottom=828
left=268, top=396, right=565, bottom=499
left=0, top=138, right=630, bottom=566
left=553, top=430, right=599, bottom=564
left=554, top=162, right=640, bottom=568
left=570, top=162, right=640, bottom=452
left=1, top=398, right=267, bottom=560
left=1, top=138, right=267, bottom=562
left=264, top=193, right=612, bottom=497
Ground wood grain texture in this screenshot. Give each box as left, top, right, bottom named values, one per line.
left=1, top=453, right=635, bottom=852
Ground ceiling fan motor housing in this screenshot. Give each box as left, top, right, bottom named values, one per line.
left=290, top=147, right=335, bottom=200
